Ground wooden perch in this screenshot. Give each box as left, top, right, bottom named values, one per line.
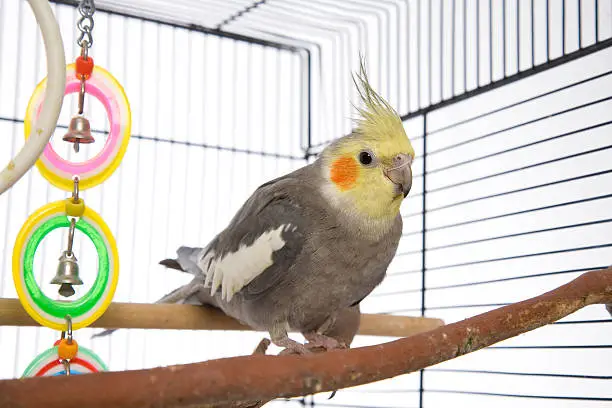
left=0, top=299, right=443, bottom=338
left=0, top=266, right=610, bottom=408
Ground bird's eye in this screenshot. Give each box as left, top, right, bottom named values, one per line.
left=358, top=150, right=374, bottom=166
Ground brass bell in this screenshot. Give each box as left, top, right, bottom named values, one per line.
left=51, top=251, right=83, bottom=298
left=63, top=116, right=94, bottom=153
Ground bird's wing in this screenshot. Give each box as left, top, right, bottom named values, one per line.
left=189, top=175, right=310, bottom=302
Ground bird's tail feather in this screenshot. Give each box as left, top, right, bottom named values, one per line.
left=159, top=258, right=183, bottom=271
left=167, top=246, right=207, bottom=275
left=92, top=248, right=211, bottom=341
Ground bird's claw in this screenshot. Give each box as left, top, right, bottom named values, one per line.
left=272, top=335, right=312, bottom=355
left=278, top=343, right=312, bottom=355
left=272, top=329, right=347, bottom=355
left=252, top=338, right=271, bottom=355
left=303, top=332, right=347, bottom=351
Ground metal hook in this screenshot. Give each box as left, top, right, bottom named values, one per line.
left=59, top=315, right=73, bottom=345
left=66, top=218, right=76, bottom=256
left=67, top=177, right=80, bottom=254
left=80, top=41, right=89, bottom=60
left=72, top=176, right=80, bottom=203
left=62, top=359, right=71, bottom=376
left=65, top=315, right=73, bottom=344
left=78, top=77, right=86, bottom=116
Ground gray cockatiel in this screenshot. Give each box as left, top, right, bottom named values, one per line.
left=95, top=63, right=414, bottom=354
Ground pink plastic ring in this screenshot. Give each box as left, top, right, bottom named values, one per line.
left=24, top=63, right=131, bottom=191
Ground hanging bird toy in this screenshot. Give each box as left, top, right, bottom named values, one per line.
left=13, top=0, right=130, bottom=378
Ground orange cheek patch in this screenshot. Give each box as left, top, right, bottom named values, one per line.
left=330, top=156, right=358, bottom=190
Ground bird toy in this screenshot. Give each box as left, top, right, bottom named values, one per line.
left=12, top=188, right=119, bottom=330
left=21, top=317, right=108, bottom=377
left=13, top=0, right=130, bottom=378
left=23, top=21, right=130, bottom=191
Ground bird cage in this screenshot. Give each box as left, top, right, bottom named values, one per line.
left=0, top=1, right=611, bottom=407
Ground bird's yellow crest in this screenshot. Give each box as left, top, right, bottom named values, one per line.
left=351, top=59, right=414, bottom=159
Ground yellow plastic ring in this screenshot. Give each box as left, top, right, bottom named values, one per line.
left=24, top=63, right=131, bottom=191
left=12, top=200, right=119, bottom=330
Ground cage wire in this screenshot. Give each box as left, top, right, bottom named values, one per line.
left=0, top=0, right=611, bottom=407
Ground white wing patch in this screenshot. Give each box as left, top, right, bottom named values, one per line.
left=200, top=224, right=294, bottom=301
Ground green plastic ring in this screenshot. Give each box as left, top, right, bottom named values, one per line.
left=23, top=216, right=109, bottom=319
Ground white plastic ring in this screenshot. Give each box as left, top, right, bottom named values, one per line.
left=0, top=0, right=66, bottom=195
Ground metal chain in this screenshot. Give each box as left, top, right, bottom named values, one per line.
left=76, top=0, right=96, bottom=48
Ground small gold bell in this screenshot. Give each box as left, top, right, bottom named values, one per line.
left=63, top=116, right=94, bottom=153
left=51, top=251, right=84, bottom=298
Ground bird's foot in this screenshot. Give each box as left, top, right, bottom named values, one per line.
left=272, top=335, right=311, bottom=355
left=303, top=332, right=347, bottom=351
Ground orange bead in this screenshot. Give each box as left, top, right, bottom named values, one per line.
left=57, top=338, right=79, bottom=360
left=76, top=56, right=94, bottom=79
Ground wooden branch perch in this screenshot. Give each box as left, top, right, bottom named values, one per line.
left=1, top=266, right=610, bottom=408
left=0, top=299, right=443, bottom=338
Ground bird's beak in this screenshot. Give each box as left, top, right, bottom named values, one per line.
left=384, top=153, right=413, bottom=198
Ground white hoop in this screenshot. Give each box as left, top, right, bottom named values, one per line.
left=0, top=0, right=66, bottom=195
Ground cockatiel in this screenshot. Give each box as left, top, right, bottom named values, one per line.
left=95, top=61, right=414, bottom=354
